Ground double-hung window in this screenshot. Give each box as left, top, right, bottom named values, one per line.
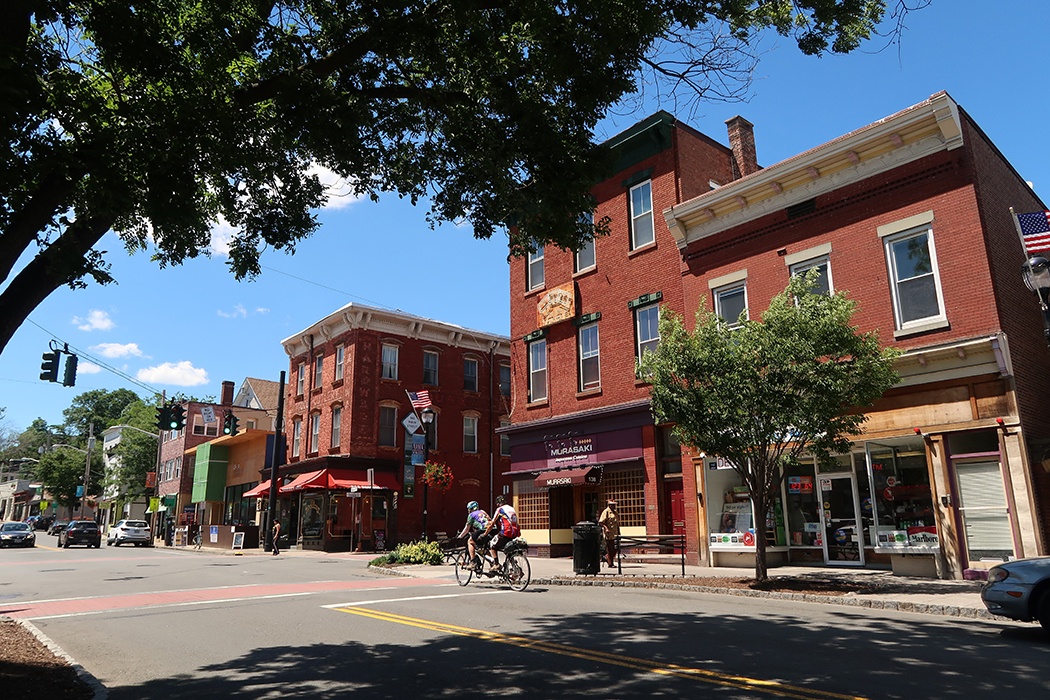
left=463, top=416, right=478, bottom=453
left=715, top=284, right=748, bottom=327
left=292, top=419, right=302, bottom=458
left=423, top=350, right=439, bottom=385
left=296, top=363, right=305, bottom=395
left=790, top=256, right=832, bottom=296
left=313, top=355, right=324, bottom=389
left=382, top=344, right=399, bottom=380
left=884, top=225, right=946, bottom=331
left=528, top=339, right=547, bottom=402
left=635, top=304, right=660, bottom=358
left=463, top=358, right=478, bottom=392
left=331, top=407, right=342, bottom=449
left=499, top=363, right=511, bottom=398
left=378, top=406, right=397, bottom=447
left=527, top=248, right=544, bottom=291
left=309, top=414, right=320, bottom=453
left=578, top=323, right=600, bottom=390
left=575, top=212, right=596, bottom=272
left=334, top=345, right=344, bottom=381
left=630, top=181, right=654, bottom=250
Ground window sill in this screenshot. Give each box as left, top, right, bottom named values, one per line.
left=310, top=388, right=322, bottom=396
left=327, top=447, right=342, bottom=455
left=634, top=378, right=653, bottom=388
left=893, top=318, right=950, bottom=339
left=294, top=394, right=305, bottom=402
left=628, top=241, right=657, bottom=258
left=576, top=387, right=602, bottom=399
left=331, top=379, right=344, bottom=389
left=524, top=285, right=545, bottom=299
left=573, top=266, right=597, bottom=279
left=380, top=377, right=401, bottom=385
left=526, top=399, right=549, bottom=409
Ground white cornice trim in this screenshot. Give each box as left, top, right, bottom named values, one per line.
left=664, top=93, right=965, bottom=248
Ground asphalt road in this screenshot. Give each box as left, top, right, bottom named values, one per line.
left=3, top=537, right=1049, bottom=699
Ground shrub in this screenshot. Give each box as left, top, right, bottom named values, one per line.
left=392, top=539, right=444, bottom=565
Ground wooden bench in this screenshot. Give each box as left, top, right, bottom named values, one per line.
left=433, top=531, right=464, bottom=562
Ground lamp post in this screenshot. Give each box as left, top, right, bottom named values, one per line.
left=1022, top=255, right=1050, bottom=348
left=420, top=406, right=435, bottom=541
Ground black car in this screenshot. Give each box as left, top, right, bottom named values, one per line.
left=0, top=522, right=36, bottom=548
left=47, top=519, right=70, bottom=536
left=58, top=520, right=102, bottom=548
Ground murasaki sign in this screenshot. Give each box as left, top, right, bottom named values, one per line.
left=544, top=435, right=596, bottom=467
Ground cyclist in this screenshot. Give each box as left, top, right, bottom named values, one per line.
left=484, top=495, right=520, bottom=575
left=456, top=500, right=490, bottom=571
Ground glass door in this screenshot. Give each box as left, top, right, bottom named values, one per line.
left=819, top=474, right=865, bottom=565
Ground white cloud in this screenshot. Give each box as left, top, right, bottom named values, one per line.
left=90, top=342, right=148, bottom=359
left=137, top=361, right=209, bottom=386
left=306, top=163, right=362, bottom=211
left=209, top=216, right=237, bottom=257
left=78, top=362, right=102, bottom=374
left=256, top=307, right=270, bottom=315
left=72, top=309, right=115, bottom=331
left=217, top=303, right=247, bottom=319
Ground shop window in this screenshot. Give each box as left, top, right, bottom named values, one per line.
left=866, top=439, right=937, bottom=551
left=705, top=457, right=786, bottom=549
left=515, top=480, right=549, bottom=531
left=599, top=469, right=645, bottom=528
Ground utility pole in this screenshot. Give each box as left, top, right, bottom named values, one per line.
left=80, top=423, right=95, bottom=518
left=265, top=371, right=286, bottom=552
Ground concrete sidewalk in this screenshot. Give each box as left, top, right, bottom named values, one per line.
left=163, top=543, right=1001, bottom=622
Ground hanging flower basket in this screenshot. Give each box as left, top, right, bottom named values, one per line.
left=421, top=461, right=454, bottom=492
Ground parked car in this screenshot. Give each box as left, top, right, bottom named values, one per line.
left=981, top=557, right=1050, bottom=631
left=47, top=519, right=70, bottom=536
left=0, top=521, right=36, bottom=548
left=58, top=520, right=102, bottom=548
left=107, top=519, right=151, bottom=547
left=33, top=515, right=54, bottom=531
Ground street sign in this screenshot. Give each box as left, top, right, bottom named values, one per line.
left=201, top=406, right=216, bottom=424
left=401, top=412, right=421, bottom=434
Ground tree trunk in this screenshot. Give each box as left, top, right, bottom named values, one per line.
left=752, top=489, right=768, bottom=580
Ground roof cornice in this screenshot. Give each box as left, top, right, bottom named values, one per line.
left=664, top=92, right=964, bottom=248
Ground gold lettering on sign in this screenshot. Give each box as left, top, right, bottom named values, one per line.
left=537, top=283, right=575, bottom=327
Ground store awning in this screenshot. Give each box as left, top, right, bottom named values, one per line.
left=281, top=468, right=401, bottom=493
left=534, top=467, right=602, bottom=489
left=243, top=482, right=271, bottom=498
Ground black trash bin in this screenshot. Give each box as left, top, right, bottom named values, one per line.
left=572, top=521, right=601, bottom=575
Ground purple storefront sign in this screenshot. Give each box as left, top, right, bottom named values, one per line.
left=511, top=427, right=644, bottom=473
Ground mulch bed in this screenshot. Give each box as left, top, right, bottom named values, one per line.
left=0, top=619, right=93, bottom=700
left=554, top=575, right=878, bottom=597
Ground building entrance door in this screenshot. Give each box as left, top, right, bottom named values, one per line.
left=662, top=480, right=685, bottom=552
left=819, top=474, right=865, bottom=565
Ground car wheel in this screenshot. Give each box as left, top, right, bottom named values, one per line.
left=113, top=541, right=120, bottom=547
left=62, top=540, right=69, bottom=548
left=1037, top=590, right=1050, bottom=633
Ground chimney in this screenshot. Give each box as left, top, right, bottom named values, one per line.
left=725, top=116, right=760, bottom=179
left=221, top=381, right=235, bottom=407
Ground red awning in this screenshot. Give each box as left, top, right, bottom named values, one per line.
left=281, top=470, right=328, bottom=492
left=534, top=467, right=601, bottom=489
left=329, top=471, right=400, bottom=491
left=243, top=482, right=271, bottom=498
left=281, top=468, right=401, bottom=493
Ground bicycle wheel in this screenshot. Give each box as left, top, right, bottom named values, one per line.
left=505, top=552, right=531, bottom=591
left=454, top=550, right=474, bottom=587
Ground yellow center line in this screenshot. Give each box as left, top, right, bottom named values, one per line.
left=34, top=545, right=63, bottom=551
left=332, top=606, right=869, bottom=700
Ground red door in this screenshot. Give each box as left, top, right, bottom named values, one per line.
left=663, top=481, right=685, bottom=553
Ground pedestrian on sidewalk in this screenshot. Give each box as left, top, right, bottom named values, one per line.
left=272, top=519, right=281, bottom=556
left=598, top=500, right=619, bottom=568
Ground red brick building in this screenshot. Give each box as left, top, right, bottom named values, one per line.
left=278, top=303, right=511, bottom=551
left=502, top=112, right=737, bottom=558
left=666, top=92, right=1048, bottom=578
left=504, top=94, right=1050, bottom=579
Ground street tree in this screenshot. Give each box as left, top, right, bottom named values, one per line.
left=638, top=273, right=899, bottom=579
left=61, top=388, right=140, bottom=439
left=106, top=399, right=163, bottom=507
left=33, top=443, right=104, bottom=514
left=0, top=1, right=921, bottom=356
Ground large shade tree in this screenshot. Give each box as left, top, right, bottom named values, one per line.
left=638, top=273, right=899, bottom=579
left=0, top=1, right=920, bottom=355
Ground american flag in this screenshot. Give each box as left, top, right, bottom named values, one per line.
left=408, top=390, right=432, bottom=409
left=1017, top=210, right=1050, bottom=254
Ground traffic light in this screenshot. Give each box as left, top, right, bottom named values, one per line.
left=40, top=350, right=61, bottom=382
left=62, top=354, right=78, bottom=387
left=155, top=404, right=172, bottom=431
left=170, top=404, right=186, bottom=431
left=223, top=410, right=240, bottom=436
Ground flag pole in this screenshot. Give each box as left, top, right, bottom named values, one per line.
left=1010, top=207, right=1028, bottom=256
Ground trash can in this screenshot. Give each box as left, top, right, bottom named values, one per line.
left=572, top=521, right=601, bottom=575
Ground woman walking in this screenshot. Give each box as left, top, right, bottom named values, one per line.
left=271, top=518, right=281, bottom=556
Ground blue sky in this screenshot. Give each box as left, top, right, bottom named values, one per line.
left=2, top=1, right=1047, bottom=434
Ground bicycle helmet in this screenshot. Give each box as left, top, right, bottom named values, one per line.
left=467, top=500, right=479, bottom=511
left=495, top=495, right=506, bottom=506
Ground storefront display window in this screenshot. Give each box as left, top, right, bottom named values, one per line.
left=866, top=439, right=938, bottom=551
left=301, top=495, right=324, bottom=539
left=785, top=464, right=820, bottom=547
left=705, top=457, right=785, bottom=549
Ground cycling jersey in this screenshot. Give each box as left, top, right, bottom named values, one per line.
left=492, top=505, right=520, bottom=538
left=464, top=509, right=490, bottom=534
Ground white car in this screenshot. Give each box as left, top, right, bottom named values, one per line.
left=107, top=519, right=152, bottom=547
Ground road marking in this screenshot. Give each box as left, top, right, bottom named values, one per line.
left=34, top=545, right=63, bottom=552
left=322, top=589, right=507, bottom=608
left=330, top=607, right=869, bottom=700
left=24, top=591, right=320, bottom=620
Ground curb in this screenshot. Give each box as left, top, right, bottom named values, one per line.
left=3, top=615, right=108, bottom=700
left=531, top=577, right=1001, bottom=620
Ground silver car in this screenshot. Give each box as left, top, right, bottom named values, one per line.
left=981, top=556, right=1050, bottom=631
left=107, top=519, right=152, bottom=547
